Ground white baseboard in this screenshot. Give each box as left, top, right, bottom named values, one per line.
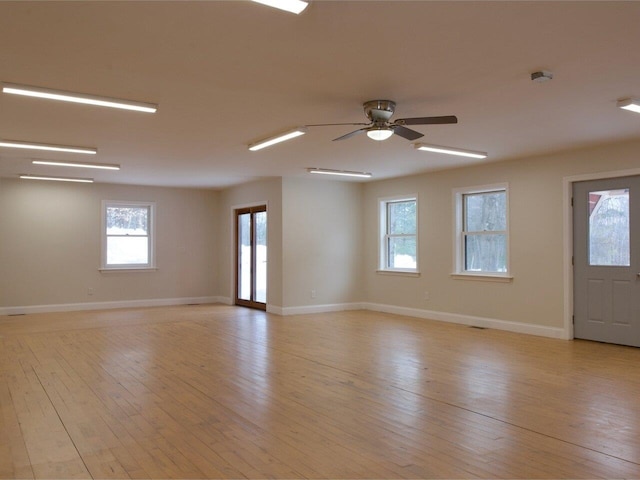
left=216, top=296, right=233, bottom=306
left=266, top=301, right=566, bottom=339
left=267, top=301, right=567, bottom=339
left=363, top=302, right=568, bottom=339
left=1, top=297, right=568, bottom=340
left=269, top=302, right=364, bottom=316
left=0, top=296, right=222, bottom=316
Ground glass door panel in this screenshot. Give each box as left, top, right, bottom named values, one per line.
left=238, top=212, right=252, bottom=301
left=235, top=206, right=267, bottom=310
left=255, top=211, right=267, bottom=304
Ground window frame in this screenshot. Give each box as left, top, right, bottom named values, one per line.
left=453, top=183, right=511, bottom=280
left=378, top=194, right=419, bottom=274
left=101, top=200, right=156, bottom=271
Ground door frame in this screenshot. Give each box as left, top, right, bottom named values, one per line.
left=230, top=201, right=268, bottom=310
left=562, top=167, right=640, bottom=340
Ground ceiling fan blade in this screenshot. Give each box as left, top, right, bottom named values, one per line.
left=306, top=122, right=371, bottom=127
left=392, top=125, right=424, bottom=141
left=333, top=128, right=368, bottom=141
left=394, top=115, right=458, bottom=126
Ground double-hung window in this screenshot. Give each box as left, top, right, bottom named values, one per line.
left=379, top=196, right=418, bottom=272
left=102, top=201, right=155, bottom=270
left=454, top=185, right=509, bottom=277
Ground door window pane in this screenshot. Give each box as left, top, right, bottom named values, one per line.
left=255, top=211, right=267, bottom=304
left=238, top=213, right=251, bottom=301
left=589, top=189, right=630, bottom=266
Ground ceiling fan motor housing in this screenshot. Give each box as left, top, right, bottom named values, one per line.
left=364, top=100, right=396, bottom=123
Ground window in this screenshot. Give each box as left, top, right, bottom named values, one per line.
left=454, top=185, right=509, bottom=276
left=588, top=188, right=630, bottom=266
left=102, top=201, right=155, bottom=270
left=379, top=196, right=417, bottom=272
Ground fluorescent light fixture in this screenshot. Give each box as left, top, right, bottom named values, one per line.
left=367, top=127, right=394, bottom=141
left=248, top=127, right=306, bottom=151
left=0, top=140, right=97, bottom=155
left=32, top=160, right=120, bottom=170
left=617, top=98, right=640, bottom=114
left=2, top=82, right=157, bottom=113
left=252, top=0, right=309, bottom=14
left=413, top=143, right=487, bottom=159
left=308, top=168, right=372, bottom=178
left=19, top=174, right=93, bottom=183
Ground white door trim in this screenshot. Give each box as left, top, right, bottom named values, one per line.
left=562, top=167, right=640, bottom=340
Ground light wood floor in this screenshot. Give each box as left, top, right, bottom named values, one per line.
left=1, top=305, right=639, bottom=479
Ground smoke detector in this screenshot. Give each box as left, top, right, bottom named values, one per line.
left=531, top=71, right=553, bottom=83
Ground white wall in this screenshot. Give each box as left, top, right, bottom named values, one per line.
left=216, top=177, right=364, bottom=312
left=217, top=178, right=283, bottom=307
left=4, top=138, right=640, bottom=335
left=281, top=177, right=364, bottom=310
left=0, top=178, right=218, bottom=311
left=362, top=138, right=640, bottom=333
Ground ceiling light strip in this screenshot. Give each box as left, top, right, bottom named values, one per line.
left=0, top=140, right=97, bottom=155
left=248, top=127, right=307, bottom=151
left=308, top=168, right=372, bottom=178
left=19, top=174, right=94, bottom=183
left=413, top=143, right=487, bottom=159
left=2, top=82, right=157, bottom=113
left=617, top=98, right=640, bottom=114
left=251, top=0, right=309, bottom=15
left=32, top=160, right=120, bottom=170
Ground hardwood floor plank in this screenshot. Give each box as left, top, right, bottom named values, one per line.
left=1, top=305, right=639, bottom=478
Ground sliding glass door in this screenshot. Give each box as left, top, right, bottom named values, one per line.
left=235, top=206, right=267, bottom=310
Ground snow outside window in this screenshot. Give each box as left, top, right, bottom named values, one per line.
left=102, top=201, right=155, bottom=270
left=379, top=196, right=418, bottom=272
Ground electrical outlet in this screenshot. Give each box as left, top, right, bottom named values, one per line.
left=88, top=287, right=94, bottom=296
left=311, top=289, right=317, bottom=299
left=424, top=291, right=430, bottom=301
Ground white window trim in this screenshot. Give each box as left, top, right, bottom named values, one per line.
left=378, top=194, right=419, bottom=274
left=452, top=183, right=512, bottom=280
left=101, top=200, right=156, bottom=271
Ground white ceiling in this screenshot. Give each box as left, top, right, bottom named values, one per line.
left=1, top=1, right=639, bottom=189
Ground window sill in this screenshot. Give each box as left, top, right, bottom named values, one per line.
left=377, top=270, right=421, bottom=278
left=450, top=273, right=513, bottom=283
left=99, top=267, right=158, bottom=273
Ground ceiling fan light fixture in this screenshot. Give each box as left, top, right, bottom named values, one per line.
left=251, top=0, right=309, bottom=15
left=413, top=143, right=487, bottom=159
left=366, top=127, right=394, bottom=141
left=32, top=160, right=120, bottom=170
left=308, top=168, right=372, bottom=178
left=248, top=127, right=306, bottom=151
left=19, top=174, right=94, bottom=183
left=2, top=82, right=158, bottom=113
left=0, top=139, right=97, bottom=155
left=617, top=98, right=640, bottom=114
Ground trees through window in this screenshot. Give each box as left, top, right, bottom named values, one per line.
left=102, top=201, right=155, bottom=269
left=380, top=197, right=417, bottom=271
left=456, top=185, right=509, bottom=275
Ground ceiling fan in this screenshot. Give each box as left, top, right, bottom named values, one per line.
left=309, top=100, right=458, bottom=142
